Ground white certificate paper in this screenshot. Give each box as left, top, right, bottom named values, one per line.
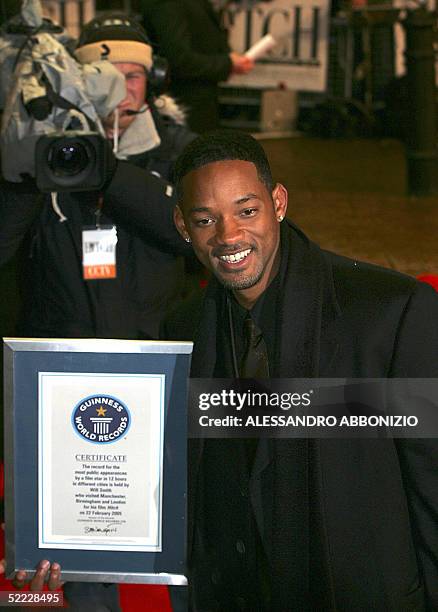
left=38, top=372, right=165, bottom=552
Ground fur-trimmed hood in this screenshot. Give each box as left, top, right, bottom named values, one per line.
left=153, top=93, right=187, bottom=126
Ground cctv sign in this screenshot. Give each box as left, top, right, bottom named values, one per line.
left=225, top=0, right=330, bottom=91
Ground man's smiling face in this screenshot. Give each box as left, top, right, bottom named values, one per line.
left=175, top=159, right=288, bottom=307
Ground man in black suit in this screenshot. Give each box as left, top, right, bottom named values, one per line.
left=165, top=129, right=438, bottom=610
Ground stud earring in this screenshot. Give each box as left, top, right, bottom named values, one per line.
left=184, top=236, right=191, bottom=243
left=277, top=215, right=284, bottom=222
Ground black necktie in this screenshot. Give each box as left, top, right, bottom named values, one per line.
left=240, top=315, right=270, bottom=378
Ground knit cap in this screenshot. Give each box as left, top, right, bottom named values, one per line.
left=74, top=12, right=153, bottom=70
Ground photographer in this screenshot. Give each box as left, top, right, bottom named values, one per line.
left=0, top=12, right=195, bottom=341
left=0, top=10, right=195, bottom=612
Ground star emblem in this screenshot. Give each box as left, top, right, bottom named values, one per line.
left=96, top=406, right=107, bottom=417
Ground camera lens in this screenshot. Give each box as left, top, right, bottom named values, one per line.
left=48, top=140, right=92, bottom=177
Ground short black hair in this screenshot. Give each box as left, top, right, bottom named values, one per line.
left=173, top=129, right=274, bottom=200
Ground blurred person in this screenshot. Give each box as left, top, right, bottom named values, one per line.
left=141, top=0, right=254, bottom=133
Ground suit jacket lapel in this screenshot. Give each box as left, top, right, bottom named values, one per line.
left=188, top=280, right=223, bottom=557
left=250, top=222, right=342, bottom=566
left=276, top=221, right=341, bottom=378
left=190, top=280, right=222, bottom=377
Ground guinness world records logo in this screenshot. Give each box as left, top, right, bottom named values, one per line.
left=72, top=394, right=131, bottom=444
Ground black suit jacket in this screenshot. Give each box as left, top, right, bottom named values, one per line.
left=163, top=221, right=438, bottom=610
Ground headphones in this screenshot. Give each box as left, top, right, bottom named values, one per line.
left=77, top=12, right=169, bottom=96
left=147, top=55, right=169, bottom=96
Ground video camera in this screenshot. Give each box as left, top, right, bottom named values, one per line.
left=0, top=0, right=125, bottom=190
left=35, top=131, right=113, bottom=193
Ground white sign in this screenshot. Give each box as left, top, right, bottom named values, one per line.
left=225, top=0, right=330, bottom=91
left=38, top=371, right=165, bottom=552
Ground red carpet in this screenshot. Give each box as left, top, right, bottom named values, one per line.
left=418, top=274, right=438, bottom=292
left=118, top=584, right=172, bottom=611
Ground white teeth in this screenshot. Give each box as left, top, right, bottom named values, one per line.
left=219, top=249, right=251, bottom=264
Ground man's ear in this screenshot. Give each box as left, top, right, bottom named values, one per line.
left=173, top=205, right=191, bottom=243
left=272, top=183, right=288, bottom=222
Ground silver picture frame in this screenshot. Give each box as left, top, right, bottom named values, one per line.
left=3, top=337, right=192, bottom=584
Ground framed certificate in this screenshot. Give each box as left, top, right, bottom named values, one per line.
left=3, top=338, right=192, bottom=584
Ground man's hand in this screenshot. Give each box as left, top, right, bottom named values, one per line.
left=11, top=560, right=62, bottom=591
left=0, top=528, right=62, bottom=592
left=1, top=560, right=62, bottom=591
left=229, top=52, right=254, bottom=75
